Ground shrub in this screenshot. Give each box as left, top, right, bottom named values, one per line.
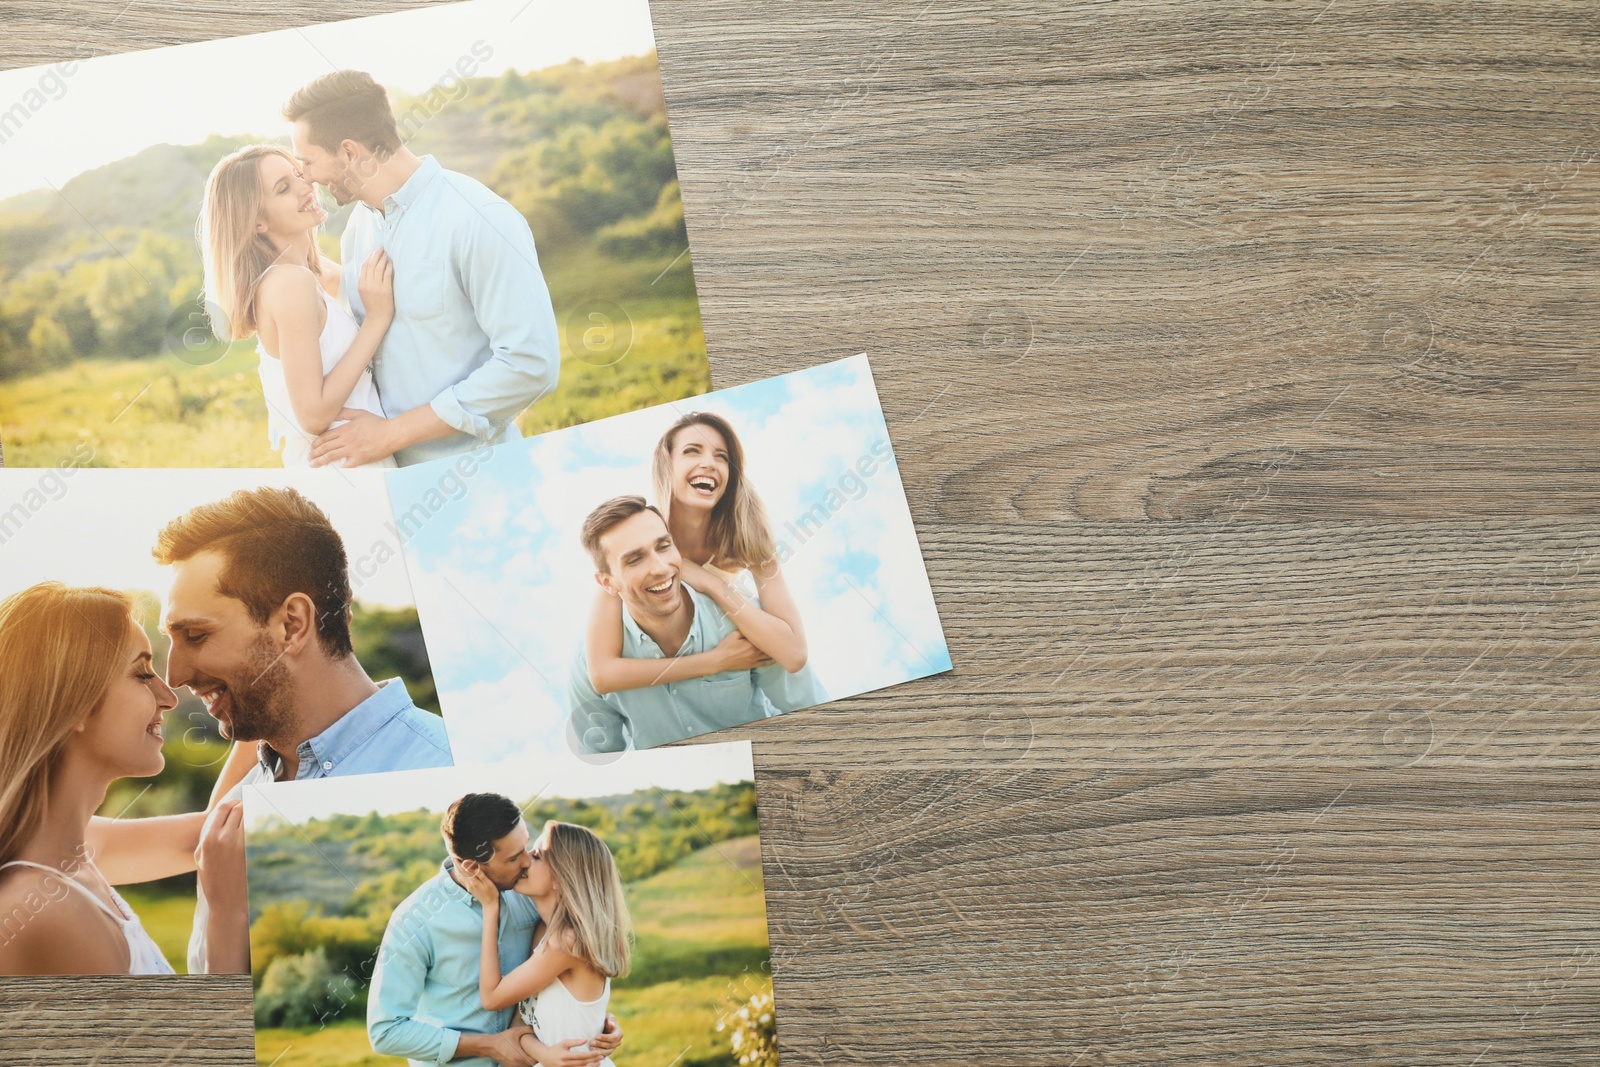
left=254, top=947, right=363, bottom=1029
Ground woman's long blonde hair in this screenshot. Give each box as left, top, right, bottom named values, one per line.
left=198, top=144, right=319, bottom=342
left=0, top=583, right=136, bottom=866
left=540, top=821, right=632, bottom=979
left=651, top=412, right=776, bottom=571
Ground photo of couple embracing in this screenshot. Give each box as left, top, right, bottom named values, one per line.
left=0, top=473, right=450, bottom=976
left=569, top=411, right=827, bottom=753
left=370, top=795, right=628, bottom=1067
left=0, top=0, right=709, bottom=467
left=244, top=745, right=773, bottom=1067
left=199, top=68, right=556, bottom=470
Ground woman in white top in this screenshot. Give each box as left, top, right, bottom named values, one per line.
left=0, top=583, right=241, bottom=975
left=200, top=144, right=395, bottom=469
left=461, top=821, right=633, bottom=1066
left=583, top=412, right=822, bottom=708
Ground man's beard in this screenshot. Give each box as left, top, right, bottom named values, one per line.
left=324, top=169, right=359, bottom=207
left=216, top=631, right=295, bottom=743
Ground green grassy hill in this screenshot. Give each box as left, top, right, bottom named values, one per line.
left=254, top=834, right=771, bottom=1067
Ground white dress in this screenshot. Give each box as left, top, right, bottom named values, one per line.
left=0, top=859, right=175, bottom=975
left=257, top=277, right=394, bottom=469
left=516, top=934, right=613, bottom=1066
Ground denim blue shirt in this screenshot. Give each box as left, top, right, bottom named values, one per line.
left=569, top=584, right=825, bottom=752
left=342, top=155, right=560, bottom=467
left=369, top=862, right=542, bottom=1066
left=188, top=679, right=452, bottom=972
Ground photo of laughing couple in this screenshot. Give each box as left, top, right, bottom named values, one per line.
left=567, top=409, right=829, bottom=753
left=391, top=355, right=953, bottom=764
left=0, top=471, right=451, bottom=976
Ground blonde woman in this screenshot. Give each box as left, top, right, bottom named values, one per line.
left=583, top=412, right=814, bottom=693
left=0, top=583, right=241, bottom=976
left=200, top=144, right=395, bottom=468
left=461, top=821, right=631, bottom=1066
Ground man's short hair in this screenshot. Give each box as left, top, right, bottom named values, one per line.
left=284, top=69, right=402, bottom=155
left=441, top=793, right=522, bottom=864
left=152, top=487, right=355, bottom=658
left=580, top=496, right=665, bottom=573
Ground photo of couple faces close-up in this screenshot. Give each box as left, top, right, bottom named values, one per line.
left=0, top=472, right=449, bottom=978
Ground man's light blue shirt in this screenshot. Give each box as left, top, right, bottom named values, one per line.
left=369, top=862, right=541, bottom=1067
left=569, top=584, right=825, bottom=752
left=342, top=155, right=560, bottom=467
left=254, top=675, right=453, bottom=780
left=188, top=679, right=452, bottom=972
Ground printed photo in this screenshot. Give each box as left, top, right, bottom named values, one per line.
left=0, top=0, right=709, bottom=468
left=0, top=468, right=449, bottom=976
left=389, top=354, right=952, bottom=761
left=245, top=741, right=777, bottom=1067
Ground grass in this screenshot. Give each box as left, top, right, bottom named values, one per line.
left=0, top=344, right=279, bottom=468
left=609, top=972, right=761, bottom=1067
left=256, top=1018, right=400, bottom=1067
left=625, top=835, right=770, bottom=988
left=117, top=886, right=197, bottom=975
left=256, top=835, right=768, bottom=1067
left=254, top=976, right=755, bottom=1067
left=0, top=247, right=708, bottom=468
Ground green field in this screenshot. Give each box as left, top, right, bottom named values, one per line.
left=0, top=286, right=707, bottom=469
left=255, top=835, right=770, bottom=1067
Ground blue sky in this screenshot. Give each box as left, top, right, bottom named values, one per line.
left=388, top=355, right=951, bottom=762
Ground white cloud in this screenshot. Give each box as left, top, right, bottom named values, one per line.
left=440, top=664, right=568, bottom=765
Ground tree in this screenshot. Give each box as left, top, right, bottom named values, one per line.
left=350, top=604, right=440, bottom=714
left=254, top=947, right=362, bottom=1028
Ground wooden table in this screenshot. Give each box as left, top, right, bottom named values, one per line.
left=3, top=1, right=1596, bottom=1062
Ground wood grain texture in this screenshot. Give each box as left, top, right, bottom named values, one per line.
left=2, top=0, right=1597, bottom=1063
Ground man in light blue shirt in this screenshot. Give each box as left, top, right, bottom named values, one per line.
left=370, top=793, right=622, bottom=1067
left=283, top=70, right=559, bottom=468
left=568, top=496, right=824, bottom=753
left=153, top=486, right=454, bottom=974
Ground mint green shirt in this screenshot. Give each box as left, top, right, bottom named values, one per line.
left=569, top=584, right=825, bottom=751
left=368, top=861, right=541, bottom=1066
